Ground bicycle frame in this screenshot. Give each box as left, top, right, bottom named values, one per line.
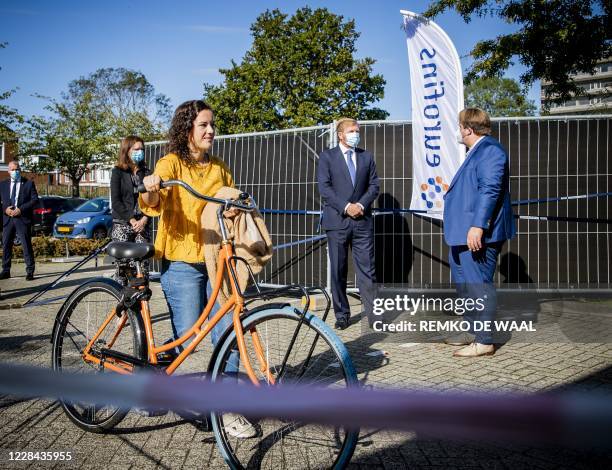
left=78, top=179, right=332, bottom=388
left=81, top=213, right=272, bottom=386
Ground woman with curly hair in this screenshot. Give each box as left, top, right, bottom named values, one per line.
left=140, top=101, right=255, bottom=437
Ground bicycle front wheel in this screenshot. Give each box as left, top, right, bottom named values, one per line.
left=210, top=306, right=359, bottom=469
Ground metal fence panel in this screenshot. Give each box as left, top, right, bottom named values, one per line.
left=144, top=116, right=612, bottom=289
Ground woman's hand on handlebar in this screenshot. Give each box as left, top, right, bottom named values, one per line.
left=143, top=174, right=161, bottom=193
left=223, top=206, right=241, bottom=218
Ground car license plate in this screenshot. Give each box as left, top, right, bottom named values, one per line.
left=58, top=226, right=71, bottom=233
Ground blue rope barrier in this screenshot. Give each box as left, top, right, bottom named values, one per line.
left=374, top=208, right=434, bottom=215
left=512, top=192, right=612, bottom=207
left=258, top=192, right=611, bottom=220
left=260, top=208, right=436, bottom=216
left=274, top=234, right=327, bottom=250
left=260, top=209, right=323, bottom=215
left=515, top=214, right=612, bottom=224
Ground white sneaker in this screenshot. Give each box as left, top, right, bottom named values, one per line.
left=222, top=413, right=257, bottom=438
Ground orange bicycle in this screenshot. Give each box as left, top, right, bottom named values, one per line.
left=51, top=179, right=359, bottom=469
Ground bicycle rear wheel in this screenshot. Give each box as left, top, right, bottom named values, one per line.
left=210, top=305, right=359, bottom=469
left=51, top=278, right=146, bottom=432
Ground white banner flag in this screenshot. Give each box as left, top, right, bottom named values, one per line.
left=401, top=10, right=465, bottom=219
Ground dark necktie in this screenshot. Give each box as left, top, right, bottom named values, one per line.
left=10, top=181, right=17, bottom=207
left=346, top=150, right=356, bottom=186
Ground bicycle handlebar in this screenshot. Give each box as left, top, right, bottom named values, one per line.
left=137, top=179, right=256, bottom=212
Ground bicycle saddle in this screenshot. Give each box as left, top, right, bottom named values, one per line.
left=106, top=242, right=155, bottom=261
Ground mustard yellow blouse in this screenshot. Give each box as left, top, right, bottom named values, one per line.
left=139, top=152, right=234, bottom=263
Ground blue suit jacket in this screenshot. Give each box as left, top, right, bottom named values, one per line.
left=1, top=177, right=39, bottom=226
left=317, top=146, right=380, bottom=230
left=443, top=136, right=516, bottom=246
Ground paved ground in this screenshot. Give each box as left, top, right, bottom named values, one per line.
left=0, top=259, right=611, bottom=469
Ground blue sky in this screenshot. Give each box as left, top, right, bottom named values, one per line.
left=1, top=0, right=540, bottom=123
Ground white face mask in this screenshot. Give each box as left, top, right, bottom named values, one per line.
left=345, top=131, right=360, bottom=148
left=456, top=129, right=465, bottom=145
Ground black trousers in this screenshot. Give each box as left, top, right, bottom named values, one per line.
left=2, top=218, right=35, bottom=274
left=326, top=218, right=376, bottom=321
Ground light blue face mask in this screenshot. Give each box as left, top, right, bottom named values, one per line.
left=9, top=170, right=20, bottom=181
left=131, top=149, right=144, bottom=163
left=345, top=131, right=360, bottom=148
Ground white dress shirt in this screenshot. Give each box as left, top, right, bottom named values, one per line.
left=338, top=143, right=364, bottom=214
left=466, top=135, right=486, bottom=159
left=9, top=178, right=21, bottom=208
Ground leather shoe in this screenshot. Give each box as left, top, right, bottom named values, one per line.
left=0, top=271, right=10, bottom=280
left=443, top=332, right=475, bottom=346
left=25, top=273, right=35, bottom=281
left=334, top=317, right=349, bottom=330
left=453, top=342, right=495, bottom=357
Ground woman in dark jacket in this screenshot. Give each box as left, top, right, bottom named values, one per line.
left=110, top=136, right=151, bottom=275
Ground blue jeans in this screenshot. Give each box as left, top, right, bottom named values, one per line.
left=160, top=260, right=238, bottom=372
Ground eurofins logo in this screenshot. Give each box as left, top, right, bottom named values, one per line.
left=420, top=176, right=449, bottom=209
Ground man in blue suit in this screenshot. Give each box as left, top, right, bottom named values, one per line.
left=318, top=118, right=379, bottom=330
left=443, top=108, right=516, bottom=357
left=1, top=160, right=39, bottom=280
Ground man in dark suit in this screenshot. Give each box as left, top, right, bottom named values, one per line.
left=1, top=160, right=39, bottom=280
left=317, top=118, right=379, bottom=329
left=443, top=108, right=516, bottom=357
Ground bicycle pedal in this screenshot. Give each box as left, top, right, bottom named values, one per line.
left=156, top=351, right=178, bottom=366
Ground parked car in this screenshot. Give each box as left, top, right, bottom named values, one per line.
left=32, top=196, right=86, bottom=236
left=53, top=197, right=112, bottom=239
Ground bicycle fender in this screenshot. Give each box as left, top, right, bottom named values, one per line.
left=50, top=277, right=124, bottom=344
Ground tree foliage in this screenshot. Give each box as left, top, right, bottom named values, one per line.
left=424, top=0, right=612, bottom=105
left=464, top=76, right=536, bottom=116
left=203, top=7, right=388, bottom=134
left=20, top=92, right=115, bottom=197
left=66, top=67, right=171, bottom=140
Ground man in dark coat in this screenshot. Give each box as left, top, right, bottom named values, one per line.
left=1, top=160, right=39, bottom=280
left=317, top=118, right=380, bottom=329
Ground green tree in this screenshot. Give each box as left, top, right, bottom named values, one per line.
left=424, top=0, right=611, bottom=106
left=66, top=67, right=171, bottom=140
left=464, top=76, right=536, bottom=116
left=203, top=7, right=388, bottom=134
left=20, top=92, right=115, bottom=197
left=0, top=42, right=23, bottom=146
